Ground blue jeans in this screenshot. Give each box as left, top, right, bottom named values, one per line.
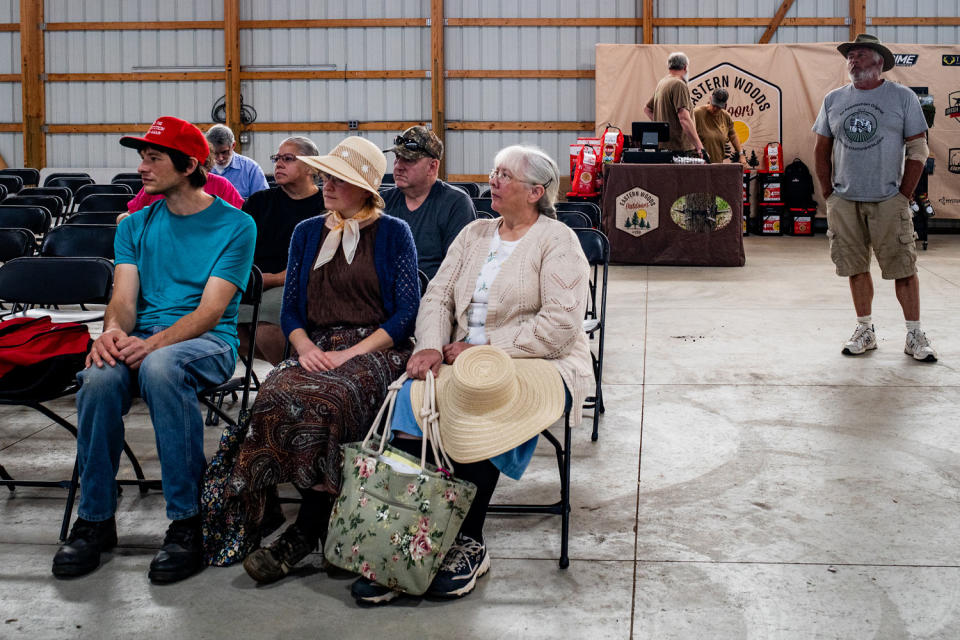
left=74, top=328, right=235, bottom=522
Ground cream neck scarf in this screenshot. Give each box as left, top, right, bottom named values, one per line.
left=313, top=206, right=381, bottom=270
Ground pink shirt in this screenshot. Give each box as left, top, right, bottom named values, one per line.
left=126, top=172, right=245, bottom=212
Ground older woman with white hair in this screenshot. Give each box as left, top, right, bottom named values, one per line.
left=348, top=144, right=593, bottom=605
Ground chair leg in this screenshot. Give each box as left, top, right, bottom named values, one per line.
left=0, top=462, right=15, bottom=492
left=559, top=412, right=571, bottom=569
left=60, top=456, right=80, bottom=542
left=120, top=441, right=149, bottom=495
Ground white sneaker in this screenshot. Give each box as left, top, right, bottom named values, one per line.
left=904, top=329, right=938, bottom=362
left=842, top=324, right=877, bottom=356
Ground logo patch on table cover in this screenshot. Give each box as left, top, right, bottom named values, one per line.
left=616, top=187, right=659, bottom=237
left=670, top=193, right=732, bottom=233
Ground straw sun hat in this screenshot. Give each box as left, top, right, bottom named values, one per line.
left=298, top=136, right=387, bottom=209
left=410, top=345, right=565, bottom=464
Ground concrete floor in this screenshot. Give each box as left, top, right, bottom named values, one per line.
left=2, top=234, right=959, bottom=639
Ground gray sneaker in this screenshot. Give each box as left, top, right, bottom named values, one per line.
left=842, top=324, right=877, bottom=356
left=904, top=328, right=938, bottom=362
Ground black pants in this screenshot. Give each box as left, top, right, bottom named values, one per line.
left=390, top=436, right=500, bottom=543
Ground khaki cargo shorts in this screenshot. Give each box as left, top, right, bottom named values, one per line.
left=825, top=192, right=918, bottom=280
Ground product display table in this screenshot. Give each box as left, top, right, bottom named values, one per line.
left=600, top=163, right=745, bottom=266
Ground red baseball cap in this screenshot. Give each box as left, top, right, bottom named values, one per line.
left=119, top=116, right=210, bottom=164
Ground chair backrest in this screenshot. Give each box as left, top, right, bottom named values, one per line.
left=556, top=201, right=601, bottom=227
left=40, top=224, right=117, bottom=260
left=265, top=174, right=277, bottom=187
left=558, top=211, right=591, bottom=229
left=64, top=211, right=124, bottom=226
left=572, top=228, right=610, bottom=323
left=4, top=194, right=64, bottom=220
left=43, top=175, right=95, bottom=195
left=18, top=186, right=73, bottom=207
left=44, top=171, right=91, bottom=183
left=0, top=175, right=24, bottom=195
left=418, top=269, right=429, bottom=298
left=0, top=205, right=53, bottom=235
left=111, top=177, right=143, bottom=193
left=76, top=193, right=131, bottom=213
left=0, top=183, right=7, bottom=202
left=476, top=210, right=496, bottom=220
left=0, top=256, right=114, bottom=306
left=382, top=173, right=395, bottom=185
left=471, top=197, right=497, bottom=216
left=235, top=266, right=263, bottom=408
left=479, top=187, right=490, bottom=197
left=0, top=168, right=40, bottom=188
left=0, top=228, right=37, bottom=262
left=447, top=181, right=481, bottom=197
left=112, top=172, right=141, bottom=182
left=73, top=183, right=133, bottom=206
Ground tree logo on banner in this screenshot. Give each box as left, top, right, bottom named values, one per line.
left=843, top=111, right=878, bottom=143
left=688, top=63, right=782, bottom=158
left=616, top=187, right=659, bottom=237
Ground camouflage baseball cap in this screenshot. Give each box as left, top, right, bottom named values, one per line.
left=388, top=125, right=443, bottom=160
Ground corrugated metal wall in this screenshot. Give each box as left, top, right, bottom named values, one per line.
left=1, top=1, right=959, bottom=173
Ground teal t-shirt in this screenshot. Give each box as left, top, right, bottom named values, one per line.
left=114, top=197, right=257, bottom=357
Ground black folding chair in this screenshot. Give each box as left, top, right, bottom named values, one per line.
left=18, top=187, right=72, bottom=209
left=448, top=181, right=481, bottom=197
left=265, top=174, right=277, bottom=187
left=5, top=195, right=65, bottom=221
left=111, top=172, right=140, bottom=182
left=40, top=224, right=117, bottom=260
left=0, top=168, right=40, bottom=188
left=488, top=407, right=574, bottom=569
left=0, top=228, right=37, bottom=261
left=0, top=256, right=150, bottom=541
left=556, top=201, right=601, bottom=228
left=76, top=193, right=130, bottom=213
left=44, top=176, right=95, bottom=199
left=479, top=187, right=491, bottom=198
left=0, top=175, right=24, bottom=196
left=64, top=212, right=124, bottom=226
left=199, top=267, right=263, bottom=428
left=573, top=228, right=609, bottom=441
left=418, top=269, right=430, bottom=298
left=472, top=197, right=498, bottom=217
left=381, top=173, right=395, bottom=185
left=111, top=178, right=143, bottom=194
left=475, top=211, right=496, bottom=220
left=0, top=205, right=53, bottom=236
left=0, top=183, right=7, bottom=201
left=44, top=172, right=91, bottom=185
left=558, top=211, right=591, bottom=229
left=72, top=183, right=133, bottom=211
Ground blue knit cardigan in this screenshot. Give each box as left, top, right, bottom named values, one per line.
left=280, top=213, right=420, bottom=345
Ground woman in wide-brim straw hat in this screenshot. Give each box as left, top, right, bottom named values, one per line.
left=226, top=136, right=420, bottom=584
left=348, top=144, right=594, bottom=605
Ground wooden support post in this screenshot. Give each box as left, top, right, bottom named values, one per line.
left=431, top=0, right=446, bottom=179
left=20, top=0, right=46, bottom=169
left=758, top=0, right=796, bottom=44
left=850, top=0, right=866, bottom=39
left=224, top=0, right=242, bottom=152
left=642, top=0, right=654, bottom=44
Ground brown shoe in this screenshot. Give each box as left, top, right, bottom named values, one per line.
left=242, top=523, right=316, bottom=584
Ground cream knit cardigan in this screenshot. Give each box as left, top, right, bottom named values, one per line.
left=413, top=215, right=594, bottom=426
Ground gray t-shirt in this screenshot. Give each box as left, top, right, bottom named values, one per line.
left=382, top=180, right=477, bottom=279
left=812, top=80, right=927, bottom=202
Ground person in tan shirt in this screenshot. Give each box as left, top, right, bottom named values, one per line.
left=693, top=88, right=743, bottom=164
left=644, top=51, right=705, bottom=156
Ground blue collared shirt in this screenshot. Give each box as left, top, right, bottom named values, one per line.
left=211, top=152, right=269, bottom=199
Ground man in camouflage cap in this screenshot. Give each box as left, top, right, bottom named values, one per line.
left=382, top=125, right=476, bottom=279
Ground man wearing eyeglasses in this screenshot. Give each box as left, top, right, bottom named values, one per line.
left=382, top=126, right=477, bottom=279
left=206, top=124, right=270, bottom=199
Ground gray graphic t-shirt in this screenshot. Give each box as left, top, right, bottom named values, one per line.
left=812, top=80, right=927, bottom=202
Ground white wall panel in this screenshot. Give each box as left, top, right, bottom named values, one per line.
left=44, top=0, right=222, bottom=21
left=46, top=82, right=221, bottom=125
left=0, top=133, right=22, bottom=167
left=1, top=32, right=18, bottom=74
left=239, top=0, right=426, bottom=20
left=45, top=30, right=223, bottom=73
left=242, top=79, right=428, bottom=122
left=0, top=81, right=20, bottom=122
left=445, top=130, right=592, bottom=176
left=0, top=0, right=16, bottom=22
left=47, top=133, right=142, bottom=168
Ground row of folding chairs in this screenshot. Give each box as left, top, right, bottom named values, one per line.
left=0, top=169, right=140, bottom=216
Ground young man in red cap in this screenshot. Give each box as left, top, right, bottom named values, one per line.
left=52, top=116, right=256, bottom=584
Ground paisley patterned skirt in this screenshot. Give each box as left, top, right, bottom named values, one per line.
left=227, top=325, right=411, bottom=528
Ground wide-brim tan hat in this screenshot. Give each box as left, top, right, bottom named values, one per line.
left=837, top=33, right=895, bottom=72
left=409, top=345, right=565, bottom=464
left=298, top=136, right=386, bottom=209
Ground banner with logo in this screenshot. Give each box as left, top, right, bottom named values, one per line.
left=596, top=43, right=960, bottom=218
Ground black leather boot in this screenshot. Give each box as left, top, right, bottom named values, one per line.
left=148, top=518, right=203, bottom=584
left=52, top=517, right=118, bottom=578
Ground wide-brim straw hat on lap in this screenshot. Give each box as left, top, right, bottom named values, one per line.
left=410, top=345, right=565, bottom=464
left=298, top=136, right=387, bottom=209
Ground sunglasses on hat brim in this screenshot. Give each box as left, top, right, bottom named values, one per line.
left=391, top=136, right=438, bottom=159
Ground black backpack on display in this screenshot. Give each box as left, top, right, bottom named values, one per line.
left=782, top=158, right=816, bottom=208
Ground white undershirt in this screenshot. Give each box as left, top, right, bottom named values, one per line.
left=466, top=230, right=519, bottom=345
